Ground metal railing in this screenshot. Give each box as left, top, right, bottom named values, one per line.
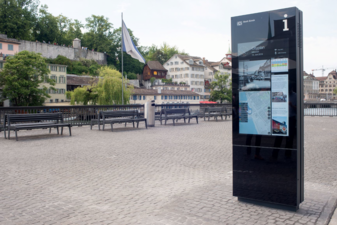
left=155, top=103, right=232, bottom=116
left=304, top=102, right=337, bottom=116
left=0, top=102, right=335, bottom=131
left=0, top=105, right=144, bottom=130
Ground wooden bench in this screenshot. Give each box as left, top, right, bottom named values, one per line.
left=90, top=110, right=147, bottom=131
left=158, top=108, right=198, bottom=126
left=204, top=107, right=231, bottom=121
left=4, top=113, right=72, bottom=141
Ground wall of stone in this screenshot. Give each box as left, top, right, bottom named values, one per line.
left=19, top=40, right=107, bottom=65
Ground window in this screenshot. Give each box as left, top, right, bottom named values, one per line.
left=44, top=75, right=49, bottom=82
left=0, top=43, right=2, bottom=49
left=170, top=62, right=173, bottom=65
left=154, top=96, right=157, bottom=100
left=143, top=96, right=146, bottom=100
left=154, top=71, right=157, bottom=75
left=133, top=95, right=137, bottom=100
left=165, top=95, right=167, bottom=100
left=61, top=100, right=64, bottom=102
left=59, top=66, right=66, bottom=72
left=161, top=96, right=163, bottom=100
left=59, top=76, right=65, bottom=83
left=55, top=99, right=59, bottom=103
left=189, top=59, right=193, bottom=64
left=50, top=65, right=57, bottom=71
left=167, top=63, right=169, bottom=66
left=186, top=67, right=189, bottom=70
left=191, top=74, right=194, bottom=78
left=8, top=44, right=13, bottom=51
left=158, top=72, right=161, bottom=75
left=199, top=61, right=203, bottom=65
left=192, top=67, right=195, bottom=71
left=195, top=74, right=199, bottom=78
left=175, top=61, right=179, bottom=65
left=50, top=99, right=53, bottom=103
left=181, top=61, right=184, bottom=64
left=51, top=75, right=57, bottom=83
left=194, top=96, right=196, bottom=100
left=197, top=96, right=199, bottom=100
left=138, top=95, right=141, bottom=100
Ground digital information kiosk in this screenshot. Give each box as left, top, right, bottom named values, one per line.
left=231, top=7, right=303, bottom=209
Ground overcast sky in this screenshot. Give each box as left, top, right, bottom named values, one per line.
left=40, top=0, right=337, bottom=76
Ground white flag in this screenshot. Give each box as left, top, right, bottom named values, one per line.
left=122, top=21, right=145, bottom=64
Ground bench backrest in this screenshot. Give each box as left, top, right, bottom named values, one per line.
left=5, top=113, right=63, bottom=126
left=162, top=108, right=189, bottom=116
left=100, top=110, right=138, bottom=119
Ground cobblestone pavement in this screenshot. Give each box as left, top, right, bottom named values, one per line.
left=0, top=117, right=336, bottom=225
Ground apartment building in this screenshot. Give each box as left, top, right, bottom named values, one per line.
left=303, top=72, right=319, bottom=100
left=152, top=83, right=190, bottom=91
left=130, top=88, right=200, bottom=105
left=163, top=54, right=205, bottom=95
left=317, top=70, right=337, bottom=100
left=42, top=64, right=67, bottom=103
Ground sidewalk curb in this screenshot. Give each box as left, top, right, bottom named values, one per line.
left=317, top=196, right=337, bottom=225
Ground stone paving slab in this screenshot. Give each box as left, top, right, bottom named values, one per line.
left=0, top=117, right=336, bottom=225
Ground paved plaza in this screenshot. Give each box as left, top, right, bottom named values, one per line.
left=0, top=117, right=336, bottom=225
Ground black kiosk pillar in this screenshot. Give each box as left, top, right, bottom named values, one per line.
left=231, top=7, right=304, bottom=209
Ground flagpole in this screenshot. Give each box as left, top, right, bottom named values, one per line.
left=121, top=12, right=124, bottom=105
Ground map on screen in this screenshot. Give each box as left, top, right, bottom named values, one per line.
left=239, top=91, right=271, bottom=135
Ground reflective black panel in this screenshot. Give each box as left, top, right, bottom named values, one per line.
left=233, top=146, right=297, bottom=206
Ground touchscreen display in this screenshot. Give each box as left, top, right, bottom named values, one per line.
left=238, top=39, right=289, bottom=136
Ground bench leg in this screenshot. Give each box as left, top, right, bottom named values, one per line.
left=4, top=128, right=6, bottom=139
left=145, top=120, right=147, bottom=129
left=208, top=115, right=210, bottom=121
left=137, top=122, right=139, bottom=128
left=90, top=121, right=93, bottom=130
left=8, top=130, right=10, bottom=140
left=61, top=127, right=63, bottom=135
left=111, top=123, right=113, bottom=132
left=184, top=118, right=186, bottom=123
left=49, top=128, right=51, bottom=133
left=196, top=117, right=198, bottom=124
left=125, top=122, right=127, bottom=127
left=221, top=115, right=223, bottom=120
left=98, top=121, right=100, bottom=130
left=216, top=116, right=218, bottom=121
left=165, top=119, right=167, bottom=125
left=69, top=126, right=71, bottom=136
left=133, top=122, right=135, bottom=128
left=173, top=119, right=175, bottom=126
left=15, top=130, right=18, bottom=141
left=57, top=127, right=59, bottom=135
left=103, top=123, right=105, bottom=131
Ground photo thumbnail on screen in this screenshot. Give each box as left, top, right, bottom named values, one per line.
left=239, top=59, right=271, bottom=91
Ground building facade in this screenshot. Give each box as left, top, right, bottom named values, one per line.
left=164, top=54, right=205, bottom=95
left=42, top=64, right=68, bottom=103
left=0, top=34, right=20, bottom=58
left=303, top=72, right=319, bottom=100
left=130, top=88, right=200, bottom=105
left=142, top=61, right=168, bottom=80
left=317, top=70, right=337, bottom=100
left=152, top=83, right=190, bottom=91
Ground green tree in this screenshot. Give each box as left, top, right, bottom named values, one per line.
left=334, top=87, right=337, bottom=96
left=146, top=42, right=187, bottom=64
left=66, top=19, right=83, bottom=41
left=55, top=14, right=71, bottom=45
left=209, top=72, right=232, bottom=103
left=82, top=15, right=113, bottom=52
left=33, top=5, right=58, bottom=43
left=0, top=51, right=55, bottom=106
left=150, top=77, right=156, bottom=86
left=67, top=67, right=132, bottom=105
left=0, top=0, right=38, bottom=40
left=66, top=86, right=98, bottom=105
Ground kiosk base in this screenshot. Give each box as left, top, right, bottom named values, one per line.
left=238, top=197, right=299, bottom=211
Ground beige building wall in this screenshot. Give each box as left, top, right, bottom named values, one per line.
left=129, top=94, right=200, bottom=105
left=40, top=64, right=67, bottom=103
